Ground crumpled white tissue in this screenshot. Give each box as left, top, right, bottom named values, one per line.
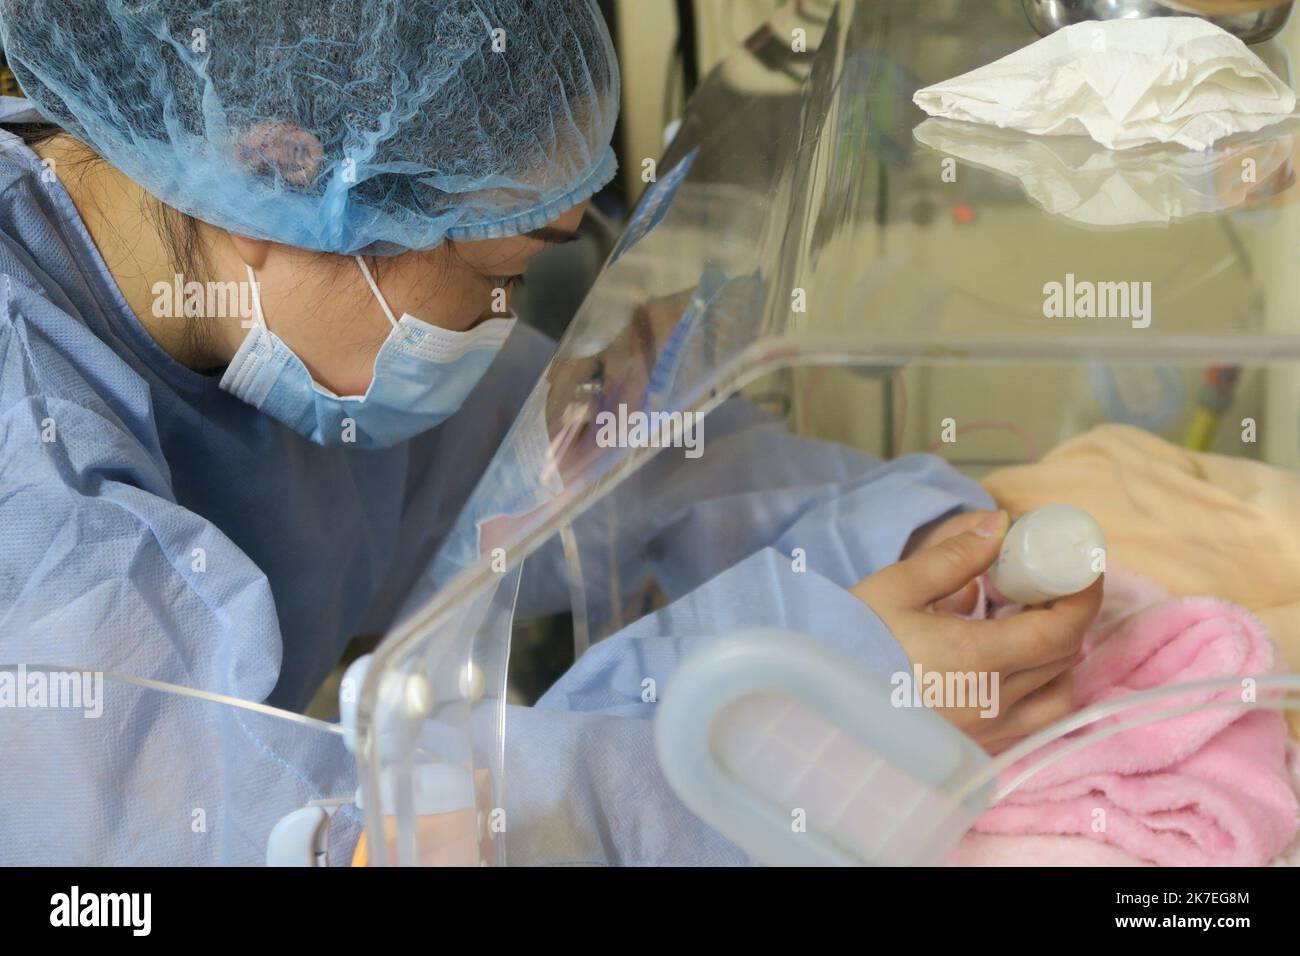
left=913, top=18, right=1297, bottom=151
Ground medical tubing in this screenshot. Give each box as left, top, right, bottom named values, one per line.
left=952, top=673, right=1300, bottom=806
left=1, top=663, right=345, bottom=736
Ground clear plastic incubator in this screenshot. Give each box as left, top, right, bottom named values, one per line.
left=17, top=0, right=1300, bottom=867
left=341, top=0, right=1300, bottom=867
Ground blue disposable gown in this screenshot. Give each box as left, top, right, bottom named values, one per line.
left=498, top=415, right=994, bottom=865
left=0, top=112, right=546, bottom=864
left=0, top=101, right=994, bottom=865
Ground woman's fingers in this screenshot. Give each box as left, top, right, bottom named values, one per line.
left=854, top=512, right=1008, bottom=609
left=852, top=518, right=1102, bottom=758
left=902, top=508, right=1001, bottom=558
left=997, top=653, right=1076, bottom=710
left=983, top=670, right=1076, bottom=750
left=931, top=579, right=982, bottom=616
left=973, top=576, right=1104, bottom=674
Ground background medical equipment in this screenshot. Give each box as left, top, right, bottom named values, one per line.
left=654, top=629, right=994, bottom=866
left=987, top=505, right=1107, bottom=606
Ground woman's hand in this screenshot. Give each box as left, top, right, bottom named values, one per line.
left=902, top=509, right=1006, bottom=614
left=852, top=511, right=1103, bottom=753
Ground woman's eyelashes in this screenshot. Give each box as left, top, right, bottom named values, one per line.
left=488, top=274, right=527, bottom=291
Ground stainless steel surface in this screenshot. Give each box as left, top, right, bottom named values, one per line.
left=1023, top=0, right=1294, bottom=43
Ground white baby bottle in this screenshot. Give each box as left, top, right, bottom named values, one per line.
left=987, top=504, right=1106, bottom=606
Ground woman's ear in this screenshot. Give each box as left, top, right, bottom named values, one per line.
left=228, top=233, right=273, bottom=270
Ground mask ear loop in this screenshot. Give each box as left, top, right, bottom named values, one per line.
left=354, top=255, right=401, bottom=330
left=244, top=264, right=268, bottom=329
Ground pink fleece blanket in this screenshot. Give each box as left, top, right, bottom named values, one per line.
left=948, top=570, right=1299, bottom=867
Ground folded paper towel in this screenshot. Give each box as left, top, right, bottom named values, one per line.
left=913, top=18, right=1297, bottom=151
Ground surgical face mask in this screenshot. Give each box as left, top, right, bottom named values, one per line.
left=219, top=257, right=516, bottom=448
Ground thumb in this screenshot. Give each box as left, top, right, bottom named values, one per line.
left=858, top=511, right=1009, bottom=610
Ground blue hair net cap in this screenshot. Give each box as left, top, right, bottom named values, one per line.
left=0, top=0, right=621, bottom=255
